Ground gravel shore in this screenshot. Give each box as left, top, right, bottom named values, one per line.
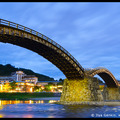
left=29, top=97, right=60, bottom=100
left=58, top=101, right=120, bottom=106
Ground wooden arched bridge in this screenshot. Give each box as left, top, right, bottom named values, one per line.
left=84, top=67, right=119, bottom=87
left=0, top=18, right=119, bottom=88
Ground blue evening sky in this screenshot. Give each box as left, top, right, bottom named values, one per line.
left=0, top=2, right=120, bottom=81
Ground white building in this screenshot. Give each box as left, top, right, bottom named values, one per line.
left=0, top=71, right=38, bottom=85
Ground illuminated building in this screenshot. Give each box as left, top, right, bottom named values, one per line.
left=36, top=81, right=63, bottom=93
left=0, top=71, right=63, bottom=93
left=0, top=71, right=38, bottom=85
left=0, top=71, right=38, bottom=92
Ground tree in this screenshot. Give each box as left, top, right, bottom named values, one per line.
left=59, top=78, right=64, bottom=84
left=22, top=82, right=27, bottom=92
left=59, top=78, right=64, bottom=82
left=44, top=84, right=52, bottom=92
left=33, top=86, right=42, bottom=92
left=9, top=81, right=17, bottom=90
left=48, top=82, right=54, bottom=86
left=3, top=83, right=11, bottom=91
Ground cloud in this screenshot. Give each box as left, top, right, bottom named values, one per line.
left=1, top=2, right=120, bottom=80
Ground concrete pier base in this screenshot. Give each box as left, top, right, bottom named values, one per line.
left=60, top=77, right=103, bottom=103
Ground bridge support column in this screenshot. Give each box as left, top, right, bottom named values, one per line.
left=103, top=87, right=120, bottom=101
left=60, top=77, right=103, bottom=103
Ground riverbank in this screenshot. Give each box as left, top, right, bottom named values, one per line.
left=58, top=101, right=120, bottom=106
left=30, top=97, right=60, bottom=100
left=28, top=97, right=120, bottom=106
left=0, top=92, right=120, bottom=106
left=0, top=92, right=60, bottom=100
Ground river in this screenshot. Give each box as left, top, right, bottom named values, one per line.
left=0, top=97, right=120, bottom=118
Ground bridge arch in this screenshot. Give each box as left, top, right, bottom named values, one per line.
left=0, top=18, right=84, bottom=80
left=85, top=67, right=119, bottom=87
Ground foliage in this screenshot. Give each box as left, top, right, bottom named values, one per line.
left=44, top=85, right=52, bottom=92
left=58, top=78, right=64, bottom=84
left=57, top=82, right=63, bottom=85
left=9, top=81, right=17, bottom=90
left=0, top=92, right=55, bottom=99
left=22, top=83, right=27, bottom=92
left=33, top=86, right=43, bottom=92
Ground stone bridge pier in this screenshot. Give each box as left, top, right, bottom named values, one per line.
left=60, top=77, right=120, bottom=103
left=103, top=87, right=120, bottom=101
left=60, top=77, right=104, bottom=103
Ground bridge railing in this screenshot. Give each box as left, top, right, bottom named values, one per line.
left=0, top=18, right=84, bottom=72
left=84, top=67, right=109, bottom=71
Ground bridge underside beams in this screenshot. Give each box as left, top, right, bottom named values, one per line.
left=98, top=72, right=117, bottom=88
left=0, top=34, right=83, bottom=80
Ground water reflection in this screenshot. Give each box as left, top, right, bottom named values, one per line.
left=0, top=99, right=60, bottom=118
left=0, top=99, right=120, bottom=118
left=0, top=99, right=59, bottom=109
left=0, top=114, right=4, bottom=118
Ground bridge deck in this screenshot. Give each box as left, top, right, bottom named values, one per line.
left=0, top=18, right=84, bottom=79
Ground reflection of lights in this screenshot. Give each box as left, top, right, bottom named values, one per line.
left=0, top=114, right=4, bottom=118
left=49, top=100, right=57, bottom=103
left=33, top=100, right=44, bottom=104
left=0, top=105, right=3, bottom=110
left=48, top=115, right=55, bottom=118
left=23, top=114, right=33, bottom=118
left=24, top=100, right=34, bottom=104
left=29, top=100, right=33, bottom=104
left=0, top=99, right=59, bottom=107
left=40, top=100, right=44, bottom=103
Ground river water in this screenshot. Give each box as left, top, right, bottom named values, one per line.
left=0, top=97, right=120, bottom=118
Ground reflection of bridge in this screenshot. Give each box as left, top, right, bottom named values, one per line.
left=0, top=18, right=119, bottom=88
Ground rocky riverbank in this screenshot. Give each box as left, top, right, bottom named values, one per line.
left=29, top=97, right=120, bottom=106
left=30, top=97, right=60, bottom=100
left=58, top=101, right=120, bottom=106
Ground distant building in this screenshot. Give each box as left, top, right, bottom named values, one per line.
left=0, top=71, right=38, bottom=85
left=0, top=76, right=13, bottom=84
left=0, top=71, right=63, bottom=93
left=36, top=81, right=63, bottom=93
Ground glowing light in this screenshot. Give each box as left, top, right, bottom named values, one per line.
left=23, top=114, right=33, bottom=118
left=49, top=100, right=57, bottom=103
left=0, top=114, right=4, bottom=118
left=40, top=100, right=44, bottom=103
left=29, top=100, right=33, bottom=104
left=29, top=87, right=33, bottom=92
